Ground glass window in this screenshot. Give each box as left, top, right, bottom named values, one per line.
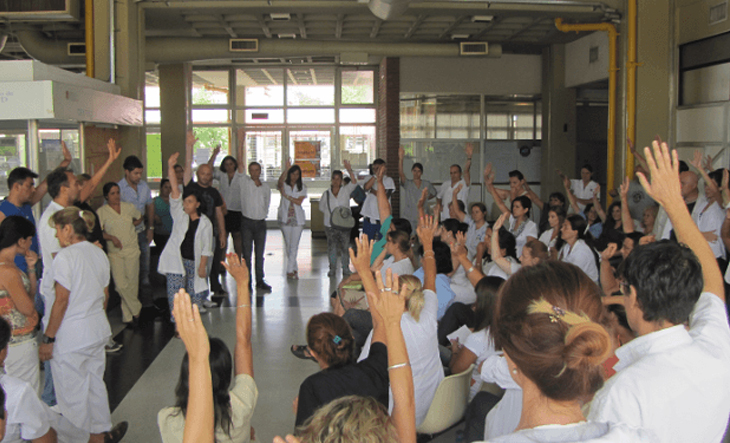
left=436, top=95, right=480, bottom=139
left=341, top=70, right=375, bottom=104
left=192, top=109, right=230, bottom=124
left=38, top=129, right=81, bottom=174
left=145, top=110, right=161, bottom=125
left=245, top=130, right=283, bottom=182
left=0, top=133, right=27, bottom=197
left=192, top=71, right=230, bottom=105
left=400, top=94, right=436, bottom=138
left=191, top=127, right=230, bottom=170
left=146, top=129, right=162, bottom=179
left=339, top=108, right=376, bottom=124
left=287, top=108, right=335, bottom=124
left=287, top=67, right=335, bottom=106
left=145, top=71, right=161, bottom=108
left=339, top=126, right=376, bottom=172
left=290, top=130, right=332, bottom=180
left=237, top=108, right=285, bottom=124
left=486, top=113, right=509, bottom=140
left=236, top=68, right=285, bottom=107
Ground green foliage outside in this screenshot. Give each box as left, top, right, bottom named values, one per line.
left=342, top=85, right=373, bottom=104
left=146, top=133, right=162, bottom=179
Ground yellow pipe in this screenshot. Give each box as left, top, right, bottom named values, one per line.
left=555, top=18, right=617, bottom=201
left=626, top=0, right=637, bottom=176
left=85, top=0, right=94, bottom=78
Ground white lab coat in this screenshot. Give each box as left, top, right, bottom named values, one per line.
left=158, top=195, right=214, bottom=294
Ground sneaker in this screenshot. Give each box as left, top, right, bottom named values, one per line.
left=105, top=341, right=123, bottom=353
left=256, top=281, right=272, bottom=292
left=198, top=306, right=208, bottom=314
left=203, top=300, right=218, bottom=308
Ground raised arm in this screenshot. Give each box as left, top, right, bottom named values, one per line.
left=31, top=141, right=73, bottom=205
left=168, top=153, right=181, bottom=200
left=237, top=136, right=246, bottom=174
left=485, top=164, right=510, bottom=216
left=376, top=166, right=391, bottom=222
left=628, top=137, right=650, bottom=174
left=75, top=138, right=123, bottom=205
left=638, top=141, right=724, bottom=299
left=207, top=144, right=221, bottom=168
left=599, top=243, right=620, bottom=295
left=450, top=184, right=466, bottom=222
left=343, top=159, right=356, bottom=184
left=592, top=185, right=607, bottom=222
left=222, top=253, right=254, bottom=378
left=277, top=159, right=291, bottom=193
left=417, top=187, right=429, bottom=222
left=484, top=163, right=510, bottom=201
left=490, top=213, right=514, bottom=275
left=523, top=180, right=544, bottom=210
left=619, top=177, right=634, bottom=233
left=184, top=131, right=197, bottom=185
left=416, top=215, right=438, bottom=292
left=721, top=169, right=730, bottom=208
left=369, top=270, right=416, bottom=443
left=691, top=149, right=720, bottom=202
left=463, top=143, right=473, bottom=185
left=172, top=290, right=214, bottom=443
left=398, top=146, right=407, bottom=186
left=562, top=175, right=581, bottom=215
left=453, top=231, right=485, bottom=286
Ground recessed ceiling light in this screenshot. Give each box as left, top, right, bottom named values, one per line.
left=472, top=15, right=495, bottom=23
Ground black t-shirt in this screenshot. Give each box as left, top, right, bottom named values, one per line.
left=295, top=342, right=389, bottom=427
left=180, top=219, right=200, bottom=260
left=74, top=201, right=106, bottom=252
left=184, top=181, right=224, bottom=234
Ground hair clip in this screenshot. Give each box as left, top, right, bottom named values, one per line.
left=528, top=298, right=590, bottom=326
left=550, top=305, right=566, bottom=323
left=333, top=335, right=342, bottom=345
left=78, top=209, right=84, bottom=217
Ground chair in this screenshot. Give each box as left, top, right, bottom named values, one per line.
left=416, top=364, right=474, bottom=435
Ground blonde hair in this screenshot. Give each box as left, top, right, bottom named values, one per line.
left=296, top=395, right=398, bottom=443
left=50, top=207, right=95, bottom=239
left=399, top=275, right=425, bottom=322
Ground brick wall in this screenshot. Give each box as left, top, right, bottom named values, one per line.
left=377, top=57, right=401, bottom=217
left=83, top=125, right=123, bottom=209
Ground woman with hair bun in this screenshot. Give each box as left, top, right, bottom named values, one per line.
left=39, top=206, right=128, bottom=443
left=479, top=261, right=656, bottom=442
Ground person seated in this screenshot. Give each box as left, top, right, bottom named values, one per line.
left=449, top=185, right=489, bottom=261
left=588, top=141, right=730, bottom=443
left=439, top=218, right=475, bottom=306
left=558, top=215, right=599, bottom=282
left=490, top=213, right=548, bottom=278
left=412, top=239, right=454, bottom=320
left=564, top=178, right=603, bottom=238
left=486, top=167, right=538, bottom=254
left=276, top=266, right=418, bottom=443
left=482, top=227, right=518, bottom=280
left=159, top=254, right=257, bottom=443
left=480, top=260, right=656, bottom=442
left=619, top=176, right=658, bottom=237
left=538, top=206, right=566, bottom=257
left=356, top=217, right=443, bottom=428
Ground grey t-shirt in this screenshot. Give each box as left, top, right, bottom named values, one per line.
left=627, top=179, right=655, bottom=220
left=400, top=179, right=437, bottom=227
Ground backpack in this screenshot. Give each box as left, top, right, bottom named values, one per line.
left=327, top=190, right=355, bottom=231
left=350, top=184, right=366, bottom=205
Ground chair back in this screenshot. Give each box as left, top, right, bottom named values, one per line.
left=416, top=364, right=474, bottom=435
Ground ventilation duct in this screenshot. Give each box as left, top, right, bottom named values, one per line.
left=363, top=0, right=410, bottom=20
left=67, top=42, right=85, bottom=56
left=460, top=42, right=488, bottom=56
left=229, top=39, right=258, bottom=52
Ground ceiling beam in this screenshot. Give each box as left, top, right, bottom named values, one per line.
left=335, top=14, right=344, bottom=39
left=287, top=69, right=298, bottom=85
left=370, top=19, right=382, bottom=38
left=257, top=15, right=272, bottom=38
left=501, top=17, right=544, bottom=42
left=471, top=16, right=502, bottom=40
left=262, top=68, right=278, bottom=84
left=310, top=67, right=318, bottom=84
left=404, top=14, right=426, bottom=39
left=220, top=15, right=238, bottom=38
left=297, top=13, right=308, bottom=39
left=438, top=15, right=469, bottom=40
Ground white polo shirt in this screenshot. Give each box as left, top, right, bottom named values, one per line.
left=570, top=179, right=598, bottom=212
left=438, top=179, right=469, bottom=221
left=588, top=292, right=730, bottom=443
left=359, top=175, right=395, bottom=222
left=559, top=239, right=598, bottom=282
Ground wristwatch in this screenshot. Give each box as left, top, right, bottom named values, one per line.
left=42, top=334, right=55, bottom=344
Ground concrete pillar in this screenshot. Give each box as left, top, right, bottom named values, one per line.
left=159, top=63, right=192, bottom=170
left=377, top=57, right=401, bottom=217
left=92, top=0, right=111, bottom=82
left=541, top=44, right=577, bottom=200
left=114, top=0, right=145, bottom=174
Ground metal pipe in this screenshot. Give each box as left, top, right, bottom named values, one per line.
left=27, top=119, right=40, bottom=220
left=554, top=18, right=617, bottom=201
left=85, top=0, right=95, bottom=77
left=626, top=0, right=637, bottom=176
left=110, top=0, right=116, bottom=83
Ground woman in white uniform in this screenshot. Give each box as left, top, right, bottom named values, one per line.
left=277, top=161, right=308, bottom=280
left=158, top=153, right=214, bottom=320
left=479, top=261, right=656, bottom=442
left=559, top=215, right=599, bottom=282
left=38, top=207, right=124, bottom=443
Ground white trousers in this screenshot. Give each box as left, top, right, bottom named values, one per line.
left=6, top=339, right=40, bottom=394
left=108, top=251, right=142, bottom=323
left=281, top=224, right=304, bottom=274
left=51, top=341, right=111, bottom=434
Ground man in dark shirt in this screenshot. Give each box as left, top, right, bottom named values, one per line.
left=185, top=164, right=227, bottom=299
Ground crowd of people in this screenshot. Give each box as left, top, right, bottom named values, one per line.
left=0, top=133, right=729, bottom=443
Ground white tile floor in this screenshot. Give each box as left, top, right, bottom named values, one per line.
left=111, top=230, right=462, bottom=442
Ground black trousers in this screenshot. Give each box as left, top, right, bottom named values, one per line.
left=437, top=302, right=476, bottom=346
left=241, top=216, right=267, bottom=284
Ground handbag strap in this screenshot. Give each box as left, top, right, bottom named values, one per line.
left=326, top=189, right=335, bottom=216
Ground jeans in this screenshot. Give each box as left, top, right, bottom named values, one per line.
left=362, top=217, right=381, bottom=243
left=325, top=226, right=351, bottom=273
left=137, top=231, right=151, bottom=285
left=241, top=216, right=267, bottom=284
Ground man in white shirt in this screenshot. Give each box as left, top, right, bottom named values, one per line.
left=588, top=141, right=730, bottom=443
left=359, top=159, right=395, bottom=242
left=236, top=141, right=272, bottom=291
left=436, top=143, right=473, bottom=221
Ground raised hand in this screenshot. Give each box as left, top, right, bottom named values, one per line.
left=454, top=183, right=464, bottom=195
left=639, top=234, right=656, bottom=246
left=172, top=289, right=210, bottom=362
left=24, top=250, right=38, bottom=269
left=416, top=215, right=437, bottom=247
left=451, top=231, right=468, bottom=258
left=285, top=158, right=292, bottom=170
left=343, top=159, right=352, bottom=170
left=619, top=176, right=630, bottom=199
left=186, top=130, right=199, bottom=148
left=593, top=184, right=601, bottom=199
left=107, top=138, right=121, bottom=162
left=221, top=252, right=250, bottom=287
left=349, top=235, right=374, bottom=275
left=703, top=153, right=714, bottom=172
left=637, top=141, right=682, bottom=208
left=627, top=137, right=637, bottom=156
left=368, top=269, right=409, bottom=327
left=168, top=152, right=180, bottom=168
left=398, top=146, right=405, bottom=161
left=562, top=175, right=571, bottom=190
left=483, top=163, right=493, bottom=183
left=601, top=242, right=618, bottom=262
left=417, top=187, right=428, bottom=209
left=723, top=169, right=729, bottom=191
left=376, top=163, right=385, bottom=181
left=493, top=211, right=509, bottom=231
left=691, top=149, right=704, bottom=172
left=465, top=143, right=474, bottom=159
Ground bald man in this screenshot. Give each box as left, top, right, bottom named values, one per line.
left=185, top=164, right=227, bottom=302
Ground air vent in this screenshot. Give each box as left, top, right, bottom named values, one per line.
left=67, top=42, right=85, bottom=56
left=229, top=39, right=259, bottom=53
left=710, top=1, right=728, bottom=25
left=460, top=42, right=488, bottom=56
